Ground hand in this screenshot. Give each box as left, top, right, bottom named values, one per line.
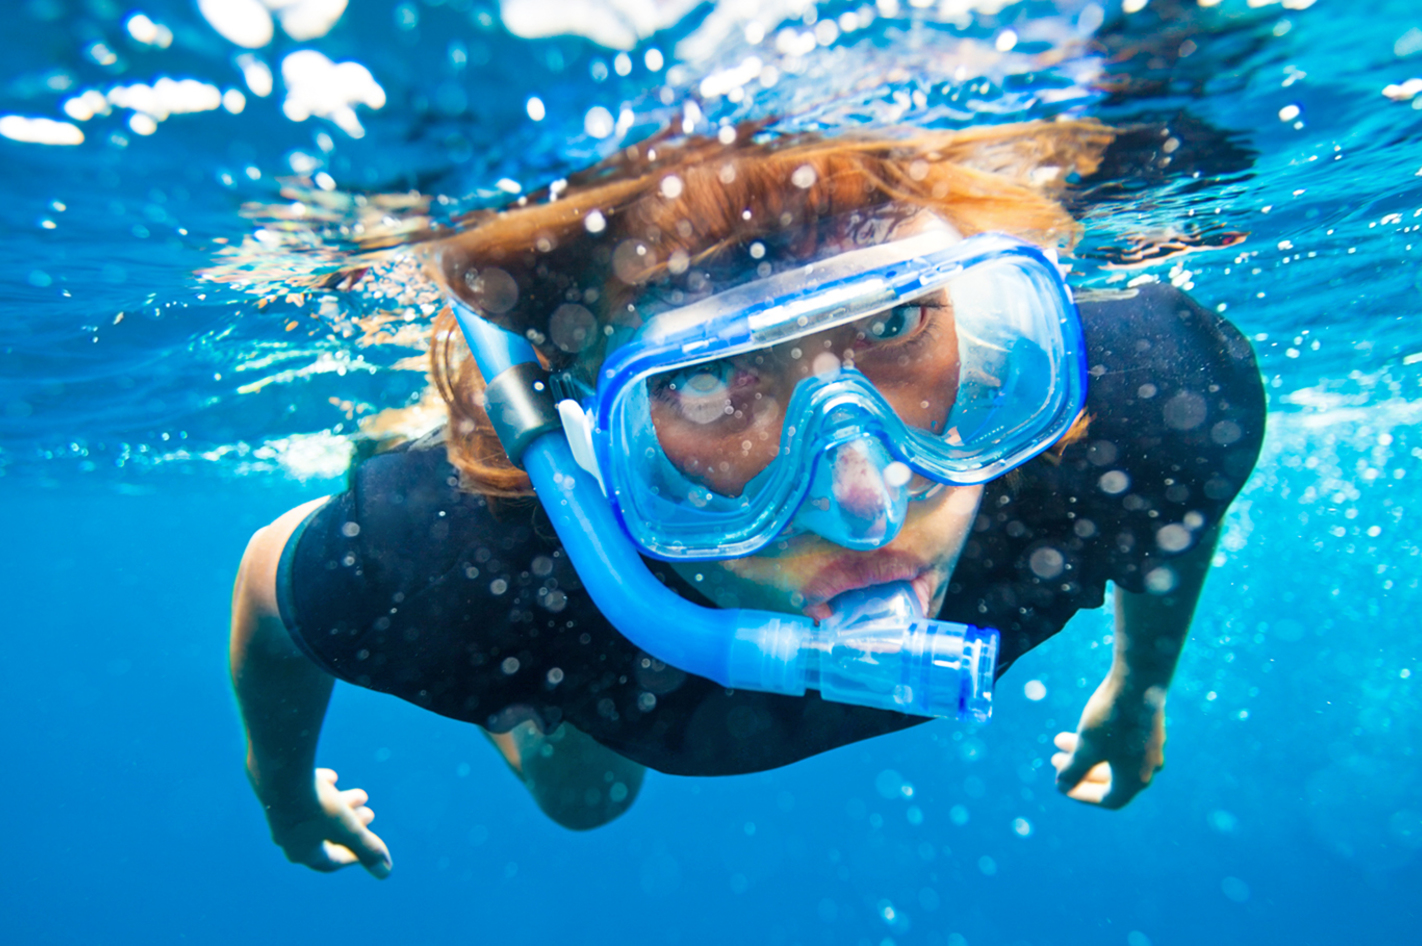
left=260, top=768, right=392, bottom=878
left=1051, top=674, right=1167, bottom=810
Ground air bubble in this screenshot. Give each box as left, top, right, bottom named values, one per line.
left=1098, top=470, right=1130, bottom=495
left=584, top=106, right=614, bottom=139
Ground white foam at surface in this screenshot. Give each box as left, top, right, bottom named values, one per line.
left=261, top=430, right=354, bottom=481
left=269, top=0, right=349, bottom=41
left=198, top=0, right=275, bottom=48
left=233, top=349, right=380, bottom=396
left=1383, top=78, right=1422, bottom=103
left=200, top=0, right=346, bottom=47
left=0, top=115, right=84, bottom=145
left=106, top=79, right=224, bottom=122
left=499, top=0, right=701, bottom=51
left=673, top=0, right=809, bottom=64
left=236, top=54, right=273, bottom=98
left=200, top=431, right=354, bottom=481
left=126, top=13, right=173, bottom=48
left=280, top=50, right=386, bottom=138
left=698, top=56, right=764, bottom=98
left=62, top=90, right=110, bottom=122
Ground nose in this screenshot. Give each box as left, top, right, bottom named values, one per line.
left=791, top=436, right=910, bottom=550
left=832, top=439, right=891, bottom=520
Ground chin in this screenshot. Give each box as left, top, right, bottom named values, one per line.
left=716, top=483, right=983, bottom=617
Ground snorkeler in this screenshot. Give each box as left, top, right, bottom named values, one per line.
left=230, top=120, right=1264, bottom=877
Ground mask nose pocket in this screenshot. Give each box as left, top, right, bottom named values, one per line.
left=791, top=435, right=910, bottom=550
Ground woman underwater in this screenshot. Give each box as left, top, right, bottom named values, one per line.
left=231, top=119, right=1265, bottom=876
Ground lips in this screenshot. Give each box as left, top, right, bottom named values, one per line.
left=801, top=549, right=936, bottom=620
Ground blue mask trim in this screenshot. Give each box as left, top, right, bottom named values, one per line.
left=589, top=232, right=1087, bottom=561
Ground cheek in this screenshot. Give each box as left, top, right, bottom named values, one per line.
left=908, top=484, right=983, bottom=564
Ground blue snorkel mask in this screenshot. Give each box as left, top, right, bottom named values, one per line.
left=566, top=230, right=1086, bottom=560
left=446, top=230, right=1087, bottom=723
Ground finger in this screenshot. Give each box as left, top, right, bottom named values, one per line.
left=356, top=805, right=375, bottom=826
left=1055, top=746, right=1104, bottom=792
left=318, top=841, right=360, bottom=868
left=1066, top=775, right=1111, bottom=805
left=316, top=768, right=339, bottom=784
left=1145, top=734, right=1167, bottom=781
left=1051, top=749, right=1107, bottom=779
left=291, top=841, right=356, bottom=873
left=1053, top=732, right=1077, bottom=752
left=1100, top=775, right=1147, bottom=811
left=339, top=787, right=369, bottom=808
left=333, top=821, right=393, bottom=879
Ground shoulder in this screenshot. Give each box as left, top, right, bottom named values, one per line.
left=1047, top=282, right=1265, bottom=588
left=237, top=495, right=334, bottom=626
left=1072, top=282, right=1264, bottom=483
left=279, top=428, right=536, bottom=635
left=1074, top=282, right=1260, bottom=393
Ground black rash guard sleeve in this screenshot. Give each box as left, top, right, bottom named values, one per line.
left=281, top=433, right=582, bottom=731
left=1069, top=282, right=1265, bottom=592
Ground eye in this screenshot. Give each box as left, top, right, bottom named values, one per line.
left=865, top=303, right=925, bottom=343
left=671, top=360, right=733, bottom=395
left=651, top=359, right=737, bottom=404
left=650, top=359, right=743, bottom=425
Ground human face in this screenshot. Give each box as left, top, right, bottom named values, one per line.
left=668, top=480, right=983, bottom=621
left=620, top=211, right=986, bottom=620
left=644, top=288, right=961, bottom=498
left=651, top=289, right=983, bottom=618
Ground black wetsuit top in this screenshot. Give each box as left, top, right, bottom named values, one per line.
left=277, top=284, right=1264, bottom=776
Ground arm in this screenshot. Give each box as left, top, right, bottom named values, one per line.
left=231, top=498, right=392, bottom=877
left=1051, top=524, right=1219, bottom=809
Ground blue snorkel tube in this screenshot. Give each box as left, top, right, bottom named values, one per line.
left=453, top=305, right=998, bottom=722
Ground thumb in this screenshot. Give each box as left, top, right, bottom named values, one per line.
left=334, top=820, right=393, bottom=879
left=1054, top=736, right=1102, bottom=792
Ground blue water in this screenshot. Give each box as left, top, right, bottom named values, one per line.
left=4, top=1, right=1422, bottom=943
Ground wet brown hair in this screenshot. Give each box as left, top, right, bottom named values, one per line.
left=423, top=119, right=1114, bottom=498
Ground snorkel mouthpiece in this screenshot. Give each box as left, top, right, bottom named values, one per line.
left=728, top=581, right=996, bottom=721
left=817, top=582, right=995, bottom=720
left=452, top=302, right=998, bottom=722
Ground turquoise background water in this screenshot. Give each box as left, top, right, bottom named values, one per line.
left=3, top=1, right=1421, bottom=943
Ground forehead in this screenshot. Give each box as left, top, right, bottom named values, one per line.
left=585, top=220, right=968, bottom=384
left=622, top=210, right=964, bottom=322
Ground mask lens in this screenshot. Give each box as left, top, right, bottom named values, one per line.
left=644, top=353, right=784, bottom=498
left=643, top=288, right=962, bottom=499
left=938, top=257, right=1067, bottom=461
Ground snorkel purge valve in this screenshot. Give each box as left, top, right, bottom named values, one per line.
left=454, top=305, right=998, bottom=722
